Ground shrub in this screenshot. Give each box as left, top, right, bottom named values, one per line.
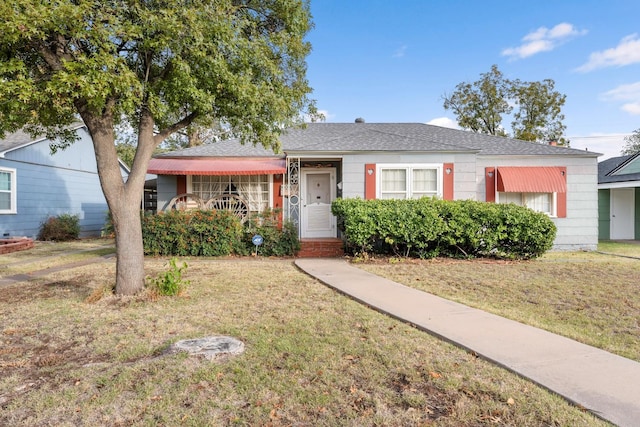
left=332, top=198, right=556, bottom=260
left=241, top=208, right=300, bottom=256
left=102, top=211, right=115, bottom=238
left=142, top=209, right=244, bottom=256
left=142, top=208, right=300, bottom=257
left=38, top=214, right=80, bottom=241
left=146, top=258, right=190, bottom=296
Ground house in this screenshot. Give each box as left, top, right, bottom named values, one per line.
left=0, top=124, right=129, bottom=238
left=147, top=121, right=600, bottom=251
left=598, top=152, right=640, bottom=240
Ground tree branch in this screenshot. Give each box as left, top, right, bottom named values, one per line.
left=154, top=111, right=199, bottom=143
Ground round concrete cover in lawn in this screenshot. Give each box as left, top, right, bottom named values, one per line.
left=170, top=336, right=245, bottom=360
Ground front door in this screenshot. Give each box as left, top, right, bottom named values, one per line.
left=301, top=168, right=336, bottom=238
left=611, top=188, right=635, bottom=239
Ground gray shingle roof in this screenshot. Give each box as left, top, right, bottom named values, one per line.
left=0, top=129, right=46, bottom=153
left=0, top=122, right=86, bottom=154
left=599, top=153, right=640, bottom=184
left=156, top=139, right=283, bottom=158
left=154, top=123, right=601, bottom=158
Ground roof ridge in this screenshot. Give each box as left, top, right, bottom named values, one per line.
left=606, top=152, right=640, bottom=176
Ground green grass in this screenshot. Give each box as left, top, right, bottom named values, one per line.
left=0, top=238, right=115, bottom=275
left=0, top=246, right=609, bottom=426
left=359, top=245, right=640, bottom=362
left=597, top=240, right=640, bottom=257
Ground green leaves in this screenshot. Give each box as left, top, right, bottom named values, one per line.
left=0, top=0, right=316, bottom=149
left=621, top=128, right=640, bottom=155
left=332, top=198, right=557, bottom=260
left=142, top=210, right=244, bottom=257
left=443, top=65, right=567, bottom=143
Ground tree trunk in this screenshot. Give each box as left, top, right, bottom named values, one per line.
left=111, top=195, right=146, bottom=295
left=80, top=105, right=156, bottom=295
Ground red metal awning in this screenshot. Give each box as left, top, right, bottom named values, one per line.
left=497, top=166, right=566, bottom=193
left=147, top=157, right=286, bottom=176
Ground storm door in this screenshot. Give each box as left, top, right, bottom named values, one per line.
left=300, top=168, right=336, bottom=238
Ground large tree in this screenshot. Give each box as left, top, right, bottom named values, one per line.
left=509, top=79, right=566, bottom=143
left=443, top=65, right=567, bottom=143
left=0, top=0, right=316, bottom=295
left=443, top=65, right=511, bottom=137
left=621, top=128, right=640, bottom=155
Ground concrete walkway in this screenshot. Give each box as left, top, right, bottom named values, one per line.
left=295, top=258, right=640, bottom=427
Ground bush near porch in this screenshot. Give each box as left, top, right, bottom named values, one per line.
left=141, top=209, right=299, bottom=257
left=331, top=198, right=556, bottom=260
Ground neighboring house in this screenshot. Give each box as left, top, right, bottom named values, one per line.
left=148, top=121, right=600, bottom=250
left=598, top=152, right=640, bottom=240
left=0, top=124, right=129, bottom=238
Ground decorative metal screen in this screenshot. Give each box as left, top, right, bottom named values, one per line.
left=191, top=175, right=269, bottom=213
left=286, top=157, right=300, bottom=228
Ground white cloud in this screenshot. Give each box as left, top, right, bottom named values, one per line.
left=601, top=81, right=640, bottom=116
left=569, top=133, right=630, bottom=160
left=392, top=45, right=407, bottom=58
left=502, top=22, right=587, bottom=60
left=621, top=103, right=640, bottom=115
left=576, top=34, right=640, bottom=72
left=602, top=81, right=640, bottom=100
left=303, top=109, right=333, bottom=122
left=426, top=117, right=459, bottom=129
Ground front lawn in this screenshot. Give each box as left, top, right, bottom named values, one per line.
left=359, top=243, right=640, bottom=362
left=0, top=245, right=609, bottom=426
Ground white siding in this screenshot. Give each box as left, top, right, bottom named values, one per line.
left=341, top=152, right=477, bottom=199
left=477, top=156, right=599, bottom=251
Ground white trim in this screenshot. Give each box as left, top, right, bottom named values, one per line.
left=0, top=167, right=17, bottom=214
left=376, top=163, right=443, bottom=199
left=0, top=123, right=87, bottom=157
left=598, top=181, right=640, bottom=190
left=300, top=167, right=337, bottom=238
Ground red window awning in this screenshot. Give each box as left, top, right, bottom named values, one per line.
left=497, top=167, right=566, bottom=193
left=147, top=157, right=286, bottom=176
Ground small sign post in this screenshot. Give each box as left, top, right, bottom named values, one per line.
left=252, top=234, right=264, bottom=256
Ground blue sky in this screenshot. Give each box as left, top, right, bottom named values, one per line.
left=304, top=0, right=640, bottom=159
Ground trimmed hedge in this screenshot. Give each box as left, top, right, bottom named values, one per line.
left=142, top=210, right=244, bottom=256
left=331, top=198, right=557, bottom=260
left=142, top=209, right=300, bottom=257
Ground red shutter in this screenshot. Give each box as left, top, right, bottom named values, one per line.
left=485, top=167, right=496, bottom=202
left=557, top=167, right=567, bottom=218
left=443, top=163, right=454, bottom=200
left=365, top=164, right=376, bottom=200
left=272, top=174, right=284, bottom=228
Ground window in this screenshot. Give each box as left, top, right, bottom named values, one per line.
left=189, top=175, right=271, bottom=212
left=378, top=164, right=441, bottom=199
left=0, top=168, right=16, bottom=214
left=498, top=192, right=555, bottom=216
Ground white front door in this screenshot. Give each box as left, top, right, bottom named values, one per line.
left=611, top=188, right=635, bottom=239
left=301, top=168, right=336, bottom=238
